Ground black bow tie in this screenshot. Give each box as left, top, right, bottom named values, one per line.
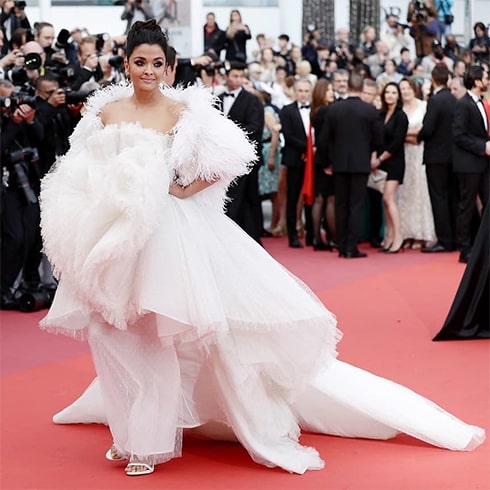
left=299, top=104, right=310, bottom=109
left=224, top=92, right=235, bottom=98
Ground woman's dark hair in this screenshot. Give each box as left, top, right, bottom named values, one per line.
left=310, top=78, right=333, bottom=121
left=380, top=81, right=402, bottom=113
left=126, top=19, right=169, bottom=61
left=473, top=22, right=486, bottom=35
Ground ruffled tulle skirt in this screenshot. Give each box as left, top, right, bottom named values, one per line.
left=43, top=194, right=485, bottom=473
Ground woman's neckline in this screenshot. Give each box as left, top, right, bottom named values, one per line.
left=99, top=119, right=176, bottom=138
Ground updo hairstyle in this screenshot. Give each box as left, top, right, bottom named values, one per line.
left=126, top=19, right=169, bottom=61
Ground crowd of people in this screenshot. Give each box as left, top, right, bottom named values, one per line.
left=1, top=0, right=489, bottom=309
left=37, top=18, right=485, bottom=478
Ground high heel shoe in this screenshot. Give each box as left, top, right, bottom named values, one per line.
left=313, top=240, right=332, bottom=251
left=271, top=223, right=287, bottom=237
left=384, top=241, right=406, bottom=254
left=378, top=242, right=392, bottom=253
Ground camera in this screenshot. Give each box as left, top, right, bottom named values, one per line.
left=95, top=33, right=110, bottom=53
left=0, top=96, right=12, bottom=109
left=203, top=61, right=223, bottom=76
left=17, top=283, right=56, bottom=312
left=108, top=55, right=124, bottom=69
left=412, top=0, right=428, bottom=22
left=9, top=94, right=37, bottom=109
left=62, top=87, right=95, bottom=105
left=7, top=52, right=43, bottom=86
left=54, top=28, right=71, bottom=51
left=7, top=148, right=40, bottom=205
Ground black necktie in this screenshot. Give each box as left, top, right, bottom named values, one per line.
left=224, top=92, right=235, bottom=98
left=299, top=104, right=310, bottom=109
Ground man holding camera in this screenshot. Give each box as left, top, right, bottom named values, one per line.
left=0, top=0, right=31, bottom=46
left=0, top=79, right=43, bottom=309
left=407, top=0, right=439, bottom=59
left=70, top=36, right=103, bottom=90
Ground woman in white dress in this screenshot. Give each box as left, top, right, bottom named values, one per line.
left=398, top=77, right=436, bottom=248
left=40, top=20, right=484, bottom=477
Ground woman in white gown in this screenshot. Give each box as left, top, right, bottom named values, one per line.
left=40, top=20, right=485, bottom=477
left=398, top=77, right=436, bottom=248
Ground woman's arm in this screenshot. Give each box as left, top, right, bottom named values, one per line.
left=264, top=109, right=280, bottom=170
left=169, top=178, right=219, bottom=199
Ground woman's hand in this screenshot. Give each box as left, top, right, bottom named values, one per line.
left=169, top=178, right=219, bottom=199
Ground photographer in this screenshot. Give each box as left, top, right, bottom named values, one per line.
left=70, top=35, right=103, bottom=90
left=380, top=14, right=414, bottom=63
left=121, top=0, right=153, bottom=35
left=0, top=0, right=31, bottom=47
left=34, top=74, right=79, bottom=175
left=407, top=0, right=439, bottom=59
left=0, top=78, right=43, bottom=309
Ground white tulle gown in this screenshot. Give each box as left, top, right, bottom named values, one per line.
left=40, top=84, right=484, bottom=474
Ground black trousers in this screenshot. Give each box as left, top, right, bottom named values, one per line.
left=456, top=170, right=489, bottom=254
left=367, top=187, right=383, bottom=243
left=425, top=164, right=458, bottom=249
left=1, top=189, right=40, bottom=295
left=226, top=165, right=263, bottom=244
left=286, top=165, right=304, bottom=242
left=334, top=172, right=369, bottom=254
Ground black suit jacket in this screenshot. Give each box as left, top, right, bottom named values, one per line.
left=452, top=93, right=490, bottom=173
left=418, top=88, right=456, bottom=165
left=280, top=102, right=308, bottom=168
left=218, top=89, right=264, bottom=164
left=319, top=96, right=383, bottom=173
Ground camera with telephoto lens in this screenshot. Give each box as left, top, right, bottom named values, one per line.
left=7, top=148, right=40, bottom=205
left=9, top=93, right=37, bottom=110
left=7, top=52, right=43, bottom=86
left=17, top=283, right=56, bottom=312
left=61, top=87, right=95, bottom=104
left=0, top=96, right=12, bottom=109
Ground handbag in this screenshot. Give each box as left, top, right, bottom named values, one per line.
left=367, top=169, right=387, bottom=193
left=444, top=14, right=454, bottom=25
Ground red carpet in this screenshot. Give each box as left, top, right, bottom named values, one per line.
left=1, top=240, right=489, bottom=489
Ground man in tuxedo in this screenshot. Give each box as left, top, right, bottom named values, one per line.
left=219, top=61, right=264, bottom=244
left=280, top=78, right=312, bottom=248
left=451, top=65, right=490, bottom=263
left=318, top=73, right=384, bottom=258
left=418, top=64, right=458, bottom=253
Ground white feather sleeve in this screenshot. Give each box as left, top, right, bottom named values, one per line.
left=167, top=86, right=257, bottom=194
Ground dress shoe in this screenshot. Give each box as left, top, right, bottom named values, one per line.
left=341, top=249, right=367, bottom=258
left=421, top=243, right=451, bottom=253
left=289, top=238, right=304, bottom=248
left=313, top=240, right=332, bottom=251
left=370, top=239, right=383, bottom=248
left=1, top=294, right=19, bottom=310
left=261, top=229, right=273, bottom=238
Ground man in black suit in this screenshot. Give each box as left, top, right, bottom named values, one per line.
left=452, top=65, right=490, bottom=263
left=218, top=61, right=264, bottom=244
left=318, top=73, right=384, bottom=258
left=280, top=78, right=312, bottom=248
left=418, top=65, right=458, bottom=253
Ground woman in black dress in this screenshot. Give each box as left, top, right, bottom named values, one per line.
left=373, top=82, right=408, bottom=253
left=311, top=79, right=335, bottom=250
